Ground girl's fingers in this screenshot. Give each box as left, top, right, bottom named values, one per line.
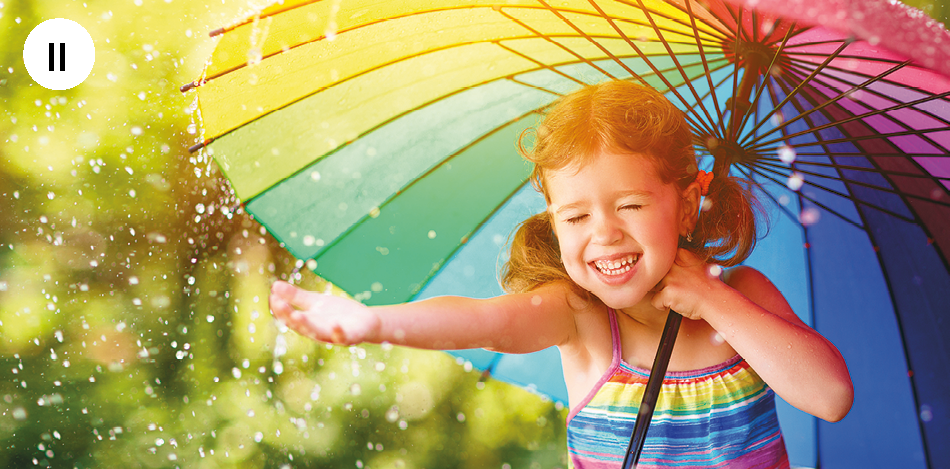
left=269, top=295, right=294, bottom=320
left=271, top=280, right=323, bottom=309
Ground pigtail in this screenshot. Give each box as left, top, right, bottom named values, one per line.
left=501, top=212, right=582, bottom=295
left=689, top=175, right=765, bottom=267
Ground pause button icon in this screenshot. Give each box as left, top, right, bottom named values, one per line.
left=23, top=18, right=95, bottom=90
left=49, top=43, right=66, bottom=71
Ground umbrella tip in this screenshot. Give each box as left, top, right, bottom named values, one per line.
left=180, top=81, right=199, bottom=93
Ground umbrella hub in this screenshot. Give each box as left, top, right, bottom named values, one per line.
left=725, top=39, right=781, bottom=74
left=701, top=137, right=759, bottom=177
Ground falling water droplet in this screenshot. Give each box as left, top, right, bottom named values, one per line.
left=778, top=145, right=796, bottom=164
left=787, top=172, right=804, bottom=191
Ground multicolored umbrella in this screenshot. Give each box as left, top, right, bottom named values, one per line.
left=183, top=0, right=950, bottom=467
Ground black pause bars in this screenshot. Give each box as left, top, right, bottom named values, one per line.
left=49, top=43, right=65, bottom=71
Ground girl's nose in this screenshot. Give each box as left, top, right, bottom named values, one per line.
left=591, top=215, right=623, bottom=245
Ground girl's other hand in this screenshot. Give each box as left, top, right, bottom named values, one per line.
left=269, top=280, right=381, bottom=345
left=650, top=248, right=723, bottom=320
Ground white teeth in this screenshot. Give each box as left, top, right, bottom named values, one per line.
left=593, top=254, right=639, bottom=275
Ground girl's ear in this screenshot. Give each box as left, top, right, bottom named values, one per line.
left=680, top=181, right=702, bottom=235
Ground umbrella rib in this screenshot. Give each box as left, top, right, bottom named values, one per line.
left=783, top=51, right=916, bottom=68
left=614, top=0, right=733, bottom=40
left=734, top=25, right=797, bottom=142
left=682, top=60, right=738, bottom=137
left=190, top=4, right=706, bottom=88
left=494, top=41, right=590, bottom=87
left=751, top=162, right=950, bottom=210
left=782, top=57, right=947, bottom=99
left=189, top=42, right=714, bottom=153
left=311, top=108, right=545, bottom=258
left=777, top=79, right=950, bottom=235
left=742, top=59, right=913, bottom=148
left=748, top=82, right=950, bottom=151
left=727, top=5, right=744, bottom=136
left=755, top=125, right=950, bottom=154
left=597, top=0, right=718, bottom=136
left=523, top=0, right=623, bottom=81
left=733, top=165, right=804, bottom=227
left=757, top=78, right=871, bottom=229
left=748, top=65, right=950, bottom=153
left=744, top=165, right=875, bottom=229
left=755, top=158, right=950, bottom=182
left=777, top=58, right=950, bottom=131
left=407, top=179, right=534, bottom=302
left=682, top=0, right=726, bottom=139
left=506, top=76, right=567, bottom=97
left=766, top=78, right=942, bottom=229
left=738, top=39, right=852, bottom=146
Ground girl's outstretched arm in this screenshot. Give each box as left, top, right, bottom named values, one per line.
left=652, top=250, right=854, bottom=423
left=269, top=280, right=578, bottom=354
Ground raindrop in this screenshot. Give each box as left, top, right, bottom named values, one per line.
left=350, top=383, right=361, bottom=396
left=786, top=173, right=804, bottom=191
left=155, top=438, right=164, bottom=446
left=254, top=432, right=263, bottom=443
left=131, top=126, right=143, bottom=136
left=708, top=265, right=722, bottom=277
left=799, top=207, right=820, bottom=226
left=232, top=368, right=242, bottom=379
left=246, top=48, right=263, bottom=66
left=710, top=332, right=725, bottom=345
left=310, top=171, right=321, bottom=181
left=427, top=230, right=437, bottom=239
left=920, top=404, right=933, bottom=422
left=195, top=203, right=205, bottom=214
left=12, top=408, right=26, bottom=420
left=778, top=145, right=796, bottom=164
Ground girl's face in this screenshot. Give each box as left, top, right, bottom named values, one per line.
left=545, top=150, right=694, bottom=310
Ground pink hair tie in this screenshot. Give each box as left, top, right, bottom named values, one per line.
left=695, top=170, right=714, bottom=196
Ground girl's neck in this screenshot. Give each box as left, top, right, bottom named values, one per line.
left=616, top=292, right=671, bottom=332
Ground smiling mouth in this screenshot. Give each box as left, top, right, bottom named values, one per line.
left=592, top=254, right=639, bottom=276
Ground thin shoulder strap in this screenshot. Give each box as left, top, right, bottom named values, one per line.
left=608, top=308, right=622, bottom=364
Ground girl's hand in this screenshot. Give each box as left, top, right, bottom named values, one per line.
left=269, top=280, right=381, bottom=345
left=650, top=248, right=723, bottom=320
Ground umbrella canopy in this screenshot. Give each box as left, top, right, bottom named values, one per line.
left=184, top=0, right=950, bottom=467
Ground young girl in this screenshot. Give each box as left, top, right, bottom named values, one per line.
left=269, top=81, right=853, bottom=468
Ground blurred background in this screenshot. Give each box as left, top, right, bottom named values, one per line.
left=0, top=0, right=946, bottom=468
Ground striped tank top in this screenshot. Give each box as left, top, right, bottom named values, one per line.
left=566, top=309, right=789, bottom=469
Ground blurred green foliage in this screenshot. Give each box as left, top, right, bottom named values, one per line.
left=0, top=1, right=567, bottom=468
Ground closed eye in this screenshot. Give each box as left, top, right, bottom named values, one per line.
left=620, top=204, right=642, bottom=211
left=565, top=214, right=588, bottom=225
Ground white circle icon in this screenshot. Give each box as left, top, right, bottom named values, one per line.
left=23, top=18, right=95, bottom=90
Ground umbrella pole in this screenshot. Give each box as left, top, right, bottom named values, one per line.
left=621, top=310, right=682, bottom=469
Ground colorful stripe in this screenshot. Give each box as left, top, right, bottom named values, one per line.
left=567, top=310, right=789, bottom=469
